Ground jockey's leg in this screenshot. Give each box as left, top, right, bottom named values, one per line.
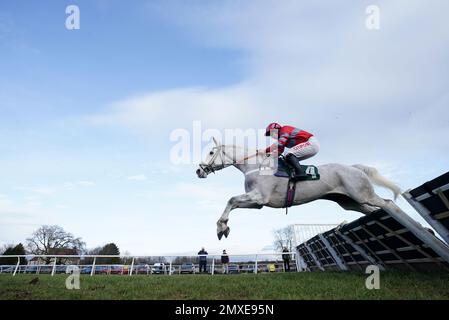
left=285, top=153, right=306, bottom=178
left=285, top=137, right=320, bottom=178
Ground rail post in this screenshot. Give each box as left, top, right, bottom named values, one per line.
left=169, top=260, right=172, bottom=276
left=255, top=255, right=258, bottom=274
left=91, top=257, right=96, bottom=276
left=129, top=257, right=135, bottom=276
left=294, top=251, right=300, bottom=272
left=51, top=257, right=57, bottom=276
left=211, top=258, right=215, bottom=275
left=13, top=257, right=20, bottom=276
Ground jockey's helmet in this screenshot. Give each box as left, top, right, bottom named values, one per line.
left=265, top=122, right=282, bottom=136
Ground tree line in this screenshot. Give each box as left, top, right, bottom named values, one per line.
left=1, top=224, right=296, bottom=266
left=0, top=225, right=122, bottom=265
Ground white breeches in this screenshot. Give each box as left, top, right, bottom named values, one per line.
left=284, top=136, right=320, bottom=161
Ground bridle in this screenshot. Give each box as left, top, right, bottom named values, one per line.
left=199, top=145, right=271, bottom=175
left=198, top=145, right=234, bottom=175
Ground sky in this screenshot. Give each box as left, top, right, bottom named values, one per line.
left=1, top=0, right=448, bottom=256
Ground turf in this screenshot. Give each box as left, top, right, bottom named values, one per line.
left=0, top=272, right=448, bottom=300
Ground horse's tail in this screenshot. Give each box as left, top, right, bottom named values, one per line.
left=352, top=164, right=402, bottom=201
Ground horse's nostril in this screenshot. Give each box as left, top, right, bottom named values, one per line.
left=196, top=169, right=201, bottom=175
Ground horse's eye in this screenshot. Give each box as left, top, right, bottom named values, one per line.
left=210, top=151, right=214, bottom=155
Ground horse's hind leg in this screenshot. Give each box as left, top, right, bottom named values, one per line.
left=217, top=190, right=264, bottom=240
left=336, top=199, right=378, bottom=215
left=322, top=193, right=378, bottom=215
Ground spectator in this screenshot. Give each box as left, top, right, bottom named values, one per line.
left=221, top=250, right=229, bottom=274
left=198, top=247, right=208, bottom=273
left=282, top=247, right=291, bottom=272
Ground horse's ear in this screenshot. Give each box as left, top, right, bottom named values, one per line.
left=212, top=137, right=219, bottom=146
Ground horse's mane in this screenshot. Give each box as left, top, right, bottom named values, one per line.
left=222, top=144, right=258, bottom=158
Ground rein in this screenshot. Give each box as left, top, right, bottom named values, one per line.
left=199, top=145, right=265, bottom=174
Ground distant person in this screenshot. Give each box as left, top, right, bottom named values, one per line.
left=282, top=247, right=291, bottom=272
left=198, top=247, right=208, bottom=273
left=221, top=250, right=229, bottom=274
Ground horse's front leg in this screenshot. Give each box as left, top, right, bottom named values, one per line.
left=217, top=191, right=264, bottom=240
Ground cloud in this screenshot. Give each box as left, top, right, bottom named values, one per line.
left=15, top=186, right=57, bottom=195
left=128, top=174, right=148, bottom=181
left=16, top=180, right=96, bottom=196
left=3, top=1, right=445, bottom=253
left=0, top=198, right=62, bottom=246
left=89, top=0, right=449, bottom=184
left=89, top=85, right=259, bottom=132
left=77, top=181, right=96, bottom=187
left=171, top=182, right=241, bottom=211
left=174, top=182, right=230, bottom=201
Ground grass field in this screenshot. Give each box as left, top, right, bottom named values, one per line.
left=0, top=272, right=448, bottom=300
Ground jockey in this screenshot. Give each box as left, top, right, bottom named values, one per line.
left=260, top=123, right=320, bottom=179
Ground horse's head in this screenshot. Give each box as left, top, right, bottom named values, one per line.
left=196, top=138, right=234, bottom=178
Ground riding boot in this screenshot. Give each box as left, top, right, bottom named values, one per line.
left=286, top=154, right=307, bottom=179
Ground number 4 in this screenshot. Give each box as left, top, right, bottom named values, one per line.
left=306, top=167, right=316, bottom=175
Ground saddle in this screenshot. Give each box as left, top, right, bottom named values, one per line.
left=274, top=156, right=320, bottom=212
left=274, top=156, right=320, bottom=181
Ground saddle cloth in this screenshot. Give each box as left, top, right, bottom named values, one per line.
left=274, top=157, right=320, bottom=181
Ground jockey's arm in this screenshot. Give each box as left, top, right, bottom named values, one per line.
left=258, top=146, right=281, bottom=157
left=257, top=133, right=288, bottom=157
left=264, top=141, right=286, bottom=155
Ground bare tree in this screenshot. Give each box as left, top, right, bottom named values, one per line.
left=273, top=226, right=295, bottom=252
left=0, top=243, right=15, bottom=255
left=26, top=225, right=85, bottom=263
left=121, top=250, right=132, bottom=265
left=173, top=256, right=194, bottom=264
left=82, top=246, right=102, bottom=265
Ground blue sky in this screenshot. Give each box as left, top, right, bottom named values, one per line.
left=1, top=0, right=448, bottom=255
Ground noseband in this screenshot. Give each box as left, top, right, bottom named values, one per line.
left=199, top=146, right=233, bottom=174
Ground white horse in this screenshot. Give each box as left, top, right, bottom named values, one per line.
left=196, top=139, right=449, bottom=262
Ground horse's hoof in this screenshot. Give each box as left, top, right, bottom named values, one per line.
left=217, top=231, right=223, bottom=240
left=224, top=227, right=230, bottom=238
